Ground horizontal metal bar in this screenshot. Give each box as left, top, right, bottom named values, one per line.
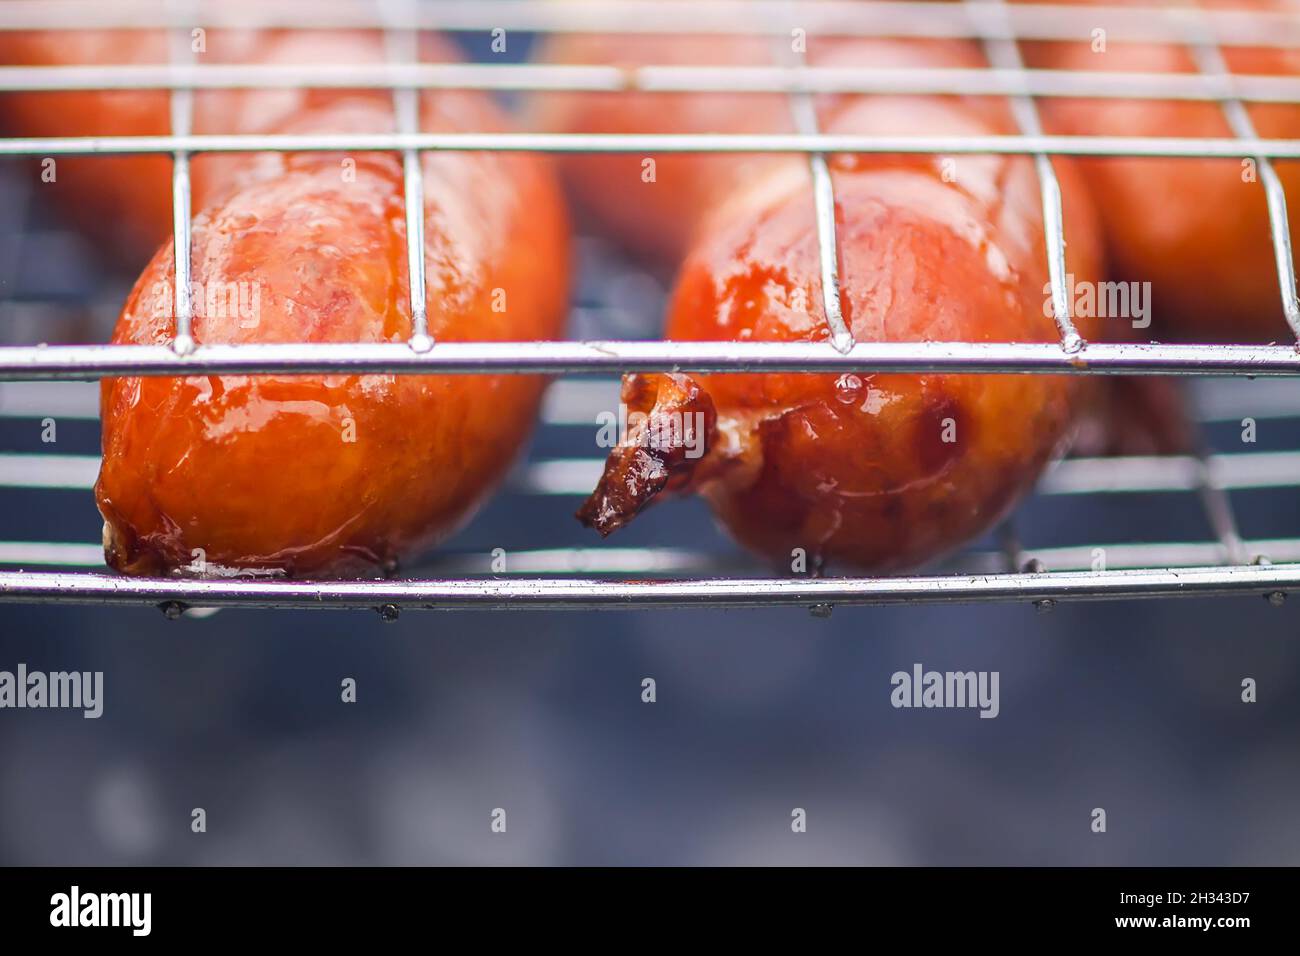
left=3, top=378, right=1295, bottom=426
left=1, top=341, right=1299, bottom=381
left=6, top=62, right=1300, bottom=104
left=0, top=381, right=99, bottom=419
left=1042, top=451, right=1300, bottom=496
left=514, top=452, right=1300, bottom=498
left=0, top=541, right=743, bottom=574
left=2, top=131, right=1299, bottom=160
left=0, top=541, right=104, bottom=567
left=514, top=458, right=600, bottom=497
left=0, top=564, right=1295, bottom=611
left=0, top=378, right=630, bottom=423
left=2, top=2, right=1299, bottom=49
left=5, top=538, right=1294, bottom=574
left=6, top=448, right=1300, bottom=497
left=540, top=379, right=619, bottom=426
left=1194, top=379, right=1300, bottom=422
left=0, top=453, right=97, bottom=489
left=0, top=537, right=1286, bottom=577
left=515, top=453, right=1300, bottom=498
left=980, top=540, right=1291, bottom=573
left=3, top=538, right=1296, bottom=576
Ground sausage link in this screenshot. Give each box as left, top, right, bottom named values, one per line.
left=2, top=25, right=572, bottom=577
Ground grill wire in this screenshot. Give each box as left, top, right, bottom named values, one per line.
left=1, top=0, right=1300, bottom=613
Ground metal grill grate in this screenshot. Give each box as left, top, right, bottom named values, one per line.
left=1, top=0, right=1300, bottom=614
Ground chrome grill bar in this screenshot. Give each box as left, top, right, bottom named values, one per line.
left=0, top=564, right=1296, bottom=611
left=4, top=130, right=1300, bottom=158
left=1, top=1, right=1299, bottom=48
left=1, top=341, right=1299, bottom=380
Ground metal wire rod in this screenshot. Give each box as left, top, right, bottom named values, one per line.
left=776, top=26, right=853, bottom=353
left=0, top=454, right=99, bottom=489
left=383, top=1, right=432, bottom=350
left=513, top=457, right=601, bottom=496
left=2, top=341, right=1299, bottom=381
left=1041, top=451, right=1300, bottom=496
left=0, top=564, right=1296, bottom=611
left=168, top=12, right=196, bottom=355
left=1193, top=448, right=1248, bottom=565
left=971, top=0, right=1082, bottom=352
left=1185, top=391, right=1248, bottom=564
left=8, top=449, right=1300, bottom=497
left=1195, top=378, right=1300, bottom=422
left=1183, top=12, right=1300, bottom=342
left=995, top=519, right=1033, bottom=573
left=0, top=159, right=33, bottom=341
left=5, top=540, right=1299, bottom=575
left=0, top=541, right=106, bottom=567
left=977, top=540, right=1290, bottom=573
left=3, top=2, right=1299, bottom=49
left=5, top=63, right=1300, bottom=104
left=4, top=373, right=1298, bottom=425
left=0, top=382, right=99, bottom=419
left=1183, top=371, right=1247, bottom=564
left=512, top=451, right=1300, bottom=498
left=0, top=541, right=739, bottom=574
left=8, top=131, right=1297, bottom=159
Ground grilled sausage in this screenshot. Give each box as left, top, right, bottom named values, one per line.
left=574, top=40, right=1107, bottom=571
left=15, top=28, right=572, bottom=577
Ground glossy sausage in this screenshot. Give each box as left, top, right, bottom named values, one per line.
left=574, top=41, right=1107, bottom=571
left=12, top=28, right=572, bottom=577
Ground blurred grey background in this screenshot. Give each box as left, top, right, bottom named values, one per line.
left=1, top=18, right=1299, bottom=867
